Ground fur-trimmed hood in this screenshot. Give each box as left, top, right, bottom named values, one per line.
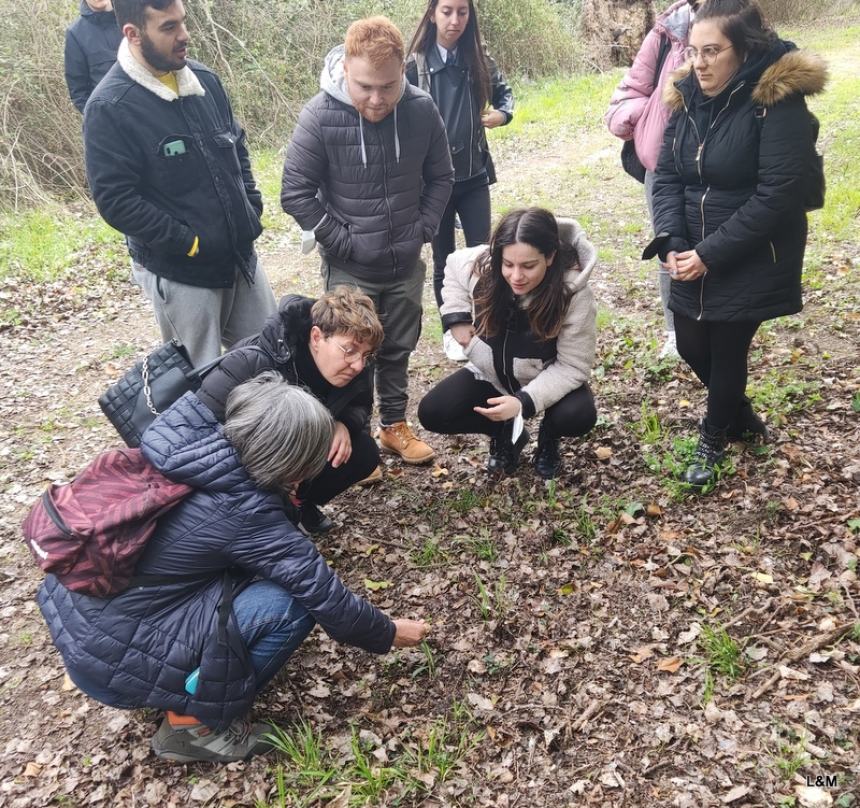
left=664, top=46, right=828, bottom=111
left=116, top=37, right=205, bottom=101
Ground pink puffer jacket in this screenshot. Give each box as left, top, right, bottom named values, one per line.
left=604, top=0, right=696, bottom=172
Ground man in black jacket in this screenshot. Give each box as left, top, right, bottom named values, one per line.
left=281, top=16, right=454, bottom=470
left=84, top=0, right=276, bottom=367
left=64, top=0, right=122, bottom=113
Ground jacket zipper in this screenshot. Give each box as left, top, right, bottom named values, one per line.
left=468, top=69, right=474, bottom=178
left=378, top=125, right=397, bottom=273
left=686, top=83, right=745, bottom=321
left=769, top=241, right=777, bottom=262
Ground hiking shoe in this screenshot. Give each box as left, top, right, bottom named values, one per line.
left=533, top=422, right=561, bottom=480
left=379, top=422, right=436, bottom=465
left=151, top=715, right=273, bottom=763
left=658, top=331, right=679, bottom=361
left=682, top=419, right=728, bottom=489
left=356, top=465, right=383, bottom=486
left=300, top=503, right=333, bottom=534
left=487, top=429, right=529, bottom=476
left=443, top=331, right=468, bottom=362
left=727, top=398, right=768, bottom=443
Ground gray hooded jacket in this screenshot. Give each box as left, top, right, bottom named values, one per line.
left=281, top=46, right=454, bottom=280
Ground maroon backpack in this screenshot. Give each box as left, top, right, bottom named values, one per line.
left=22, top=448, right=191, bottom=598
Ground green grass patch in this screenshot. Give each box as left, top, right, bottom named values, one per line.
left=0, top=207, right=122, bottom=282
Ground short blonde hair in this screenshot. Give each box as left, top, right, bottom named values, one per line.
left=312, top=285, right=384, bottom=350
left=344, top=16, right=404, bottom=67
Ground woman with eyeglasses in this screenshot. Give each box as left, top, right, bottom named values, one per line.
left=197, top=285, right=383, bottom=532
left=418, top=208, right=598, bottom=480
left=606, top=0, right=704, bottom=362
left=406, top=0, right=514, bottom=363
left=645, top=0, right=827, bottom=488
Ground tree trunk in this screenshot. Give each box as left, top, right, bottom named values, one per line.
left=580, top=0, right=657, bottom=69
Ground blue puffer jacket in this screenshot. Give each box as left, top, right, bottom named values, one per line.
left=37, top=393, right=395, bottom=730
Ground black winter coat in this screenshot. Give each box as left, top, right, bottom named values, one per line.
left=648, top=43, right=827, bottom=322
left=197, top=295, right=372, bottom=434
left=64, top=1, right=122, bottom=113
left=37, top=394, right=395, bottom=731
left=84, top=42, right=263, bottom=288
left=406, top=47, right=514, bottom=183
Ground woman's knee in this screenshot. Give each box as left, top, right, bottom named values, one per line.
left=418, top=390, right=444, bottom=433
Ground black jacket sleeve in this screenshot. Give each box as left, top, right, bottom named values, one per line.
left=488, top=54, right=514, bottom=123
left=196, top=347, right=275, bottom=422
left=696, top=97, right=812, bottom=272
left=650, top=111, right=691, bottom=260
left=64, top=30, right=91, bottom=114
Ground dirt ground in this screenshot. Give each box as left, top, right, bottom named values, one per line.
left=1, top=41, right=859, bottom=808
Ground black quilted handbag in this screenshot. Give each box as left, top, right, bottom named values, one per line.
left=98, top=340, right=200, bottom=448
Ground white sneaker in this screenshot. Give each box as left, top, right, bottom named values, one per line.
left=443, top=331, right=468, bottom=362
left=658, top=331, right=679, bottom=361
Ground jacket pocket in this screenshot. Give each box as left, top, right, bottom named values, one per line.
left=212, top=130, right=243, bottom=175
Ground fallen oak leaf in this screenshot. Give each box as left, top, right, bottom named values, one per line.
left=656, top=656, right=683, bottom=673
left=595, top=446, right=613, bottom=461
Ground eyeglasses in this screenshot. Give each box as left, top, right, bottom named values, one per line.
left=684, top=44, right=733, bottom=65
left=333, top=341, right=376, bottom=365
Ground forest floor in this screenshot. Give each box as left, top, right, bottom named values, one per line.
left=0, top=22, right=859, bottom=808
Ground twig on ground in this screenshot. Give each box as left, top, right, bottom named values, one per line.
left=752, top=622, right=854, bottom=699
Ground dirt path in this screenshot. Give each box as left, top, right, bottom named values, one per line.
left=1, top=32, right=859, bottom=808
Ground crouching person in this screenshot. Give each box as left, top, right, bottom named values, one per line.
left=37, top=374, right=429, bottom=763
left=196, top=285, right=383, bottom=534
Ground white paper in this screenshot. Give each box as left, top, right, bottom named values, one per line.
left=300, top=230, right=317, bottom=255
left=511, top=411, right=524, bottom=443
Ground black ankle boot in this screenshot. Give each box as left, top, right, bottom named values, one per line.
left=487, top=427, right=529, bottom=475
left=533, top=422, right=561, bottom=480
left=726, top=398, right=768, bottom=442
left=683, top=419, right=728, bottom=488
left=299, top=503, right=333, bottom=534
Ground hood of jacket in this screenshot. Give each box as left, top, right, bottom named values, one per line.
left=79, top=1, right=116, bottom=23
left=664, top=42, right=828, bottom=111
left=557, top=217, right=597, bottom=294
left=116, top=36, right=206, bottom=102
left=655, top=0, right=697, bottom=43
left=257, top=294, right=314, bottom=365
left=319, top=44, right=407, bottom=166
left=140, top=393, right=253, bottom=493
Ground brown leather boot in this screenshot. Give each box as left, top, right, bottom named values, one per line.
left=379, top=422, right=436, bottom=465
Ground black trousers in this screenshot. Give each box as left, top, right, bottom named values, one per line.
left=431, top=174, right=491, bottom=312
left=299, top=430, right=379, bottom=506
left=674, top=314, right=761, bottom=428
left=418, top=368, right=597, bottom=440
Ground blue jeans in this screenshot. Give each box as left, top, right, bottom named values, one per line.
left=233, top=580, right=315, bottom=691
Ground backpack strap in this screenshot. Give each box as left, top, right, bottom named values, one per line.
left=653, top=34, right=672, bottom=89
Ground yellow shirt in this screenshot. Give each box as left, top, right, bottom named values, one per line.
left=157, top=72, right=179, bottom=95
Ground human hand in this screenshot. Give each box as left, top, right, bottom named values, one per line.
left=674, top=249, right=708, bottom=281
left=327, top=421, right=352, bottom=468
left=474, top=395, right=522, bottom=422
left=664, top=251, right=679, bottom=276
left=449, top=323, right=476, bottom=348
left=481, top=109, right=506, bottom=129
left=392, top=618, right=431, bottom=647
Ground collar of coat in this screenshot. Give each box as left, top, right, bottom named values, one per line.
left=663, top=49, right=828, bottom=111
left=117, top=37, right=206, bottom=101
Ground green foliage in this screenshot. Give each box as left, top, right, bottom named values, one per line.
left=699, top=624, right=743, bottom=680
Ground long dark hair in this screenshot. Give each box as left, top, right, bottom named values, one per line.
left=695, top=0, right=777, bottom=60
left=407, top=0, right=491, bottom=113
left=473, top=208, right=578, bottom=342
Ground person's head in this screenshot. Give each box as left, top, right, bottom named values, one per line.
left=474, top=208, right=578, bottom=341
left=688, top=0, right=775, bottom=95
left=85, top=0, right=114, bottom=11
left=308, top=285, right=384, bottom=387
left=114, top=0, right=189, bottom=74
left=224, top=372, right=334, bottom=496
left=343, top=16, right=405, bottom=123
left=407, top=0, right=491, bottom=112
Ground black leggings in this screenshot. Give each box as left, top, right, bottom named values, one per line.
left=431, top=174, right=491, bottom=312
left=418, top=368, right=597, bottom=440
left=299, top=430, right=379, bottom=506
left=673, top=314, right=761, bottom=428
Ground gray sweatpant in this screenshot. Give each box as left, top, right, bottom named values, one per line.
left=132, top=259, right=277, bottom=368
left=322, top=259, right=426, bottom=425
left=644, top=170, right=675, bottom=332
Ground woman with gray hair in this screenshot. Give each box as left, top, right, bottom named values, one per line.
left=37, top=373, right=429, bottom=764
